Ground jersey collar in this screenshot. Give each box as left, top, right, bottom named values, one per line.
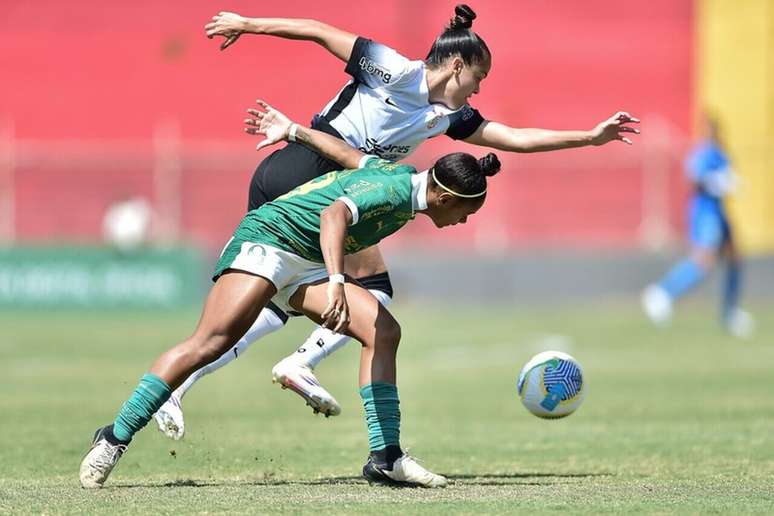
left=411, top=171, right=429, bottom=212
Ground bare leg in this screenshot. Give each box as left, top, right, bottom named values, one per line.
left=151, top=271, right=277, bottom=388
left=289, top=279, right=400, bottom=386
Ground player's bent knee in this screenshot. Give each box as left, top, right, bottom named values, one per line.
left=181, top=334, right=233, bottom=367
left=375, top=318, right=401, bottom=350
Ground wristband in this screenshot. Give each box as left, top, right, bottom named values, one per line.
left=329, top=273, right=345, bottom=285
left=288, top=123, right=299, bottom=142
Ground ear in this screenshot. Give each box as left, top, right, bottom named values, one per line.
left=450, top=56, right=465, bottom=75
left=437, top=192, right=456, bottom=205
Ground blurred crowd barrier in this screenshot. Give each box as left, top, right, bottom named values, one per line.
left=0, top=246, right=204, bottom=309
left=0, top=117, right=688, bottom=254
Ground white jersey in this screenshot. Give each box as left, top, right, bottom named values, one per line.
left=312, top=37, right=485, bottom=161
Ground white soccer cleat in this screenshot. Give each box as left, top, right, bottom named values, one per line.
left=641, top=284, right=673, bottom=327
left=271, top=358, right=341, bottom=417
left=363, top=453, right=448, bottom=488
left=79, top=426, right=127, bottom=489
left=153, top=392, right=185, bottom=440
left=724, top=308, right=755, bottom=339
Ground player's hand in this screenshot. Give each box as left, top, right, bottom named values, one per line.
left=245, top=100, right=294, bottom=151
left=321, top=282, right=350, bottom=334
left=590, top=111, right=641, bottom=146
left=205, top=11, right=246, bottom=50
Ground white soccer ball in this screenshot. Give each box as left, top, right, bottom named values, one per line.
left=517, top=350, right=585, bottom=419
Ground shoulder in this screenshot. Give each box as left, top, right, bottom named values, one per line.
left=345, top=37, right=414, bottom=89
left=446, top=104, right=485, bottom=140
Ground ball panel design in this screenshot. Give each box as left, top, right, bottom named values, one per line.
left=517, top=351, right=584, bottom=419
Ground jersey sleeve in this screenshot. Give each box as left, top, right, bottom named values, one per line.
left=339, top=159, right=415, bottom=225
left=446, top=105, right=485, bottom=140
left=345, top=37, right=412, bottom=90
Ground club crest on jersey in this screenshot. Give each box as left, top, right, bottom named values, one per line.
left=426, top=113, right=443, bottom=130
left=359, top=57, right=392, bottom=84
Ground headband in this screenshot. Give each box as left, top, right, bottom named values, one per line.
left=431, top=168, right=487, bottom=198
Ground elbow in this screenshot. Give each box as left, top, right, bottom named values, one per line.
left=303, top=19, right=328, bottom=43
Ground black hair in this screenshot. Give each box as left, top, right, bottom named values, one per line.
left=425, top=4, right=491, bottom=68
left=431, top=152, right=501, bottom=200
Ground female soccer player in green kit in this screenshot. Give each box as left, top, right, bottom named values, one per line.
left=154, top=5, right=640, bottom=439
left=79, top=100, right=501, bottom=489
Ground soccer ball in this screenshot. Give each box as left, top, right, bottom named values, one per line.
left=517, top=351, right=585, bottom=419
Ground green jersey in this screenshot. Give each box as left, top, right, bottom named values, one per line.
left=231, top=157, right=417, bottom=263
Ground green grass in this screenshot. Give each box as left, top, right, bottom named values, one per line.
left=1, top=301, right=773, bottom=514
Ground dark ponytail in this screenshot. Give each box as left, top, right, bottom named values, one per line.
left=478, top=153, right=501, bottom=177
left=450, top=4, right=476, bottom=29
left=431, top=152, right=501, bottom=199
left=426, top=4, right=491, bottom=68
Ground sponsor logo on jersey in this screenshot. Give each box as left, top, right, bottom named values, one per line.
left=359, top=56, right=392, bottom=84
left=461, top=105, right=475, bottom=121
left=358, top=138, right=411, bottom=160
left=384, top=96, right=399, bottom=108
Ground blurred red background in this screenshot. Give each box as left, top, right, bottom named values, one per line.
left=0, top=0, right=693, bottom=251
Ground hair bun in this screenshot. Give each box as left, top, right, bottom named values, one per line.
left=478, top=153, right=501, bottom=177
left=450, top=4, right=476, bottom=30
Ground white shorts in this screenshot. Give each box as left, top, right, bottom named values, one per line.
left=224, top=241, right=328, bottom=313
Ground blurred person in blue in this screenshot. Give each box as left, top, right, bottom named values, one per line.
left=642, top=113, right=754, bottom=338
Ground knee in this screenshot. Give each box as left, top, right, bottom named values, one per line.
left=176, top=333, right=231, bottom=367
left=375, top=319, right=401, bottom=352
left=690, top=249, right=716, bottom=271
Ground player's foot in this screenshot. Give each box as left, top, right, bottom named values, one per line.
left=153, top=391, right=185, bottom=440
left=271, top=358, right=341, bottom=417
left=363, top=453, right=448, bottom=488
left=724, top=308, right=755, bottom=339
left=79, top=425, right=127, bottom=489
left=641, top=284, right=673, bottom=327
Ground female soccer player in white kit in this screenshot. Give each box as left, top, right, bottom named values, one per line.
left=153, top=5, right=640, bottom=439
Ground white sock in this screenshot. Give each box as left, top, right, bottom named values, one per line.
left=175, top=307, right=286, bottom=399
left=285, top=289, right=392, bottom=370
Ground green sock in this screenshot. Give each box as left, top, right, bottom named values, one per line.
left=113, top=373, right=172, bottom=443
left=359, top=382, right=401, bottom=451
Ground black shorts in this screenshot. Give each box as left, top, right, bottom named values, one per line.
left=247, top=141, right=341, bottom=211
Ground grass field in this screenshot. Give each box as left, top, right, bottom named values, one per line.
left=1, top=300, right=773, bottom=514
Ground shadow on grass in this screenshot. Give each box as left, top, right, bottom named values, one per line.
left=446, top=472, right=612, bottom=486
left=112, top=472, right=611, bottom=489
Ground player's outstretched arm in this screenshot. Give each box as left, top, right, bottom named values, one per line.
left=245, top=100, right=366, bottom=170
left=204, top=11, right=357, bottom=59
left=464, top=112, right=641, bottom=153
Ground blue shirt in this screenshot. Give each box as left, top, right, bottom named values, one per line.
left=685, top=140, right=732, bottom=205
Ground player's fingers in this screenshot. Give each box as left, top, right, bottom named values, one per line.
left=618, top=126, right=640, bottom=134
left=618, top=112, right=640, bottom=123
left=333, top=313, right=348, bottom=334
left=255, top=139, right=271, bottom=150
left=221, top=34, right=239, bottom=50
left=321, top=302, right=335, bottom=322
left=246, top=108, right=264, bottom=116
left=620, top=137, right=633, bottom=145
left=256, top=99, right=272, bottom=110
left=331, top=305, right=345, bottom=333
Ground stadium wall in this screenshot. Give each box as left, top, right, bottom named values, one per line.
left=1, top=1, right=692, bottom=251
